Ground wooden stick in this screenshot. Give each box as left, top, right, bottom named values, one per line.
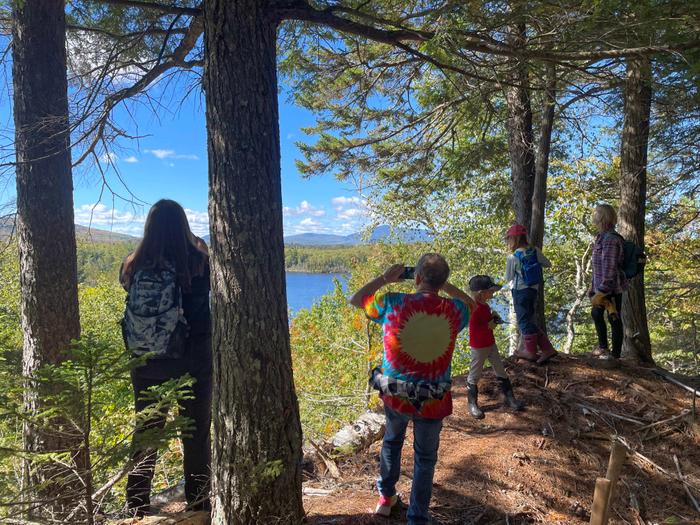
left=653, top=369, right=700, bottom=396
left=673, top=454, right=700, bottom=514
left=590, top=478, right=612, bottom=525
left=616, top=436, right=700, bottom=492
left=636, top=410, right=690, bottom=431
left=576, top=402, right=646, bottom=425
left=602, top=441, right=628, bottom=524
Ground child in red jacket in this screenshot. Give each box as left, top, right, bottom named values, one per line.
left=467, top=275, right=524, bottom=419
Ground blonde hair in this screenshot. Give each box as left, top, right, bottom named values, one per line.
left=592, top=204, right=617, bottom=230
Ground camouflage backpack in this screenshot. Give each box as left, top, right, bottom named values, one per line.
left=121, top=264, right=188, bottom=359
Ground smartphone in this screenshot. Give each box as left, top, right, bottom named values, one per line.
left=401, top=266, right=415, bottom=280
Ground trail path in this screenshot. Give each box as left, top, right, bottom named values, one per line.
left=303, top=355, right=700, bottom=525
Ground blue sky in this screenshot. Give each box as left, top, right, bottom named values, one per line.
left=69, top=87, right=368, bottom=238
left=0, top=35, right=368, bottom=238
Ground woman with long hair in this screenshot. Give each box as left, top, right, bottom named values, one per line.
left=120, top=199, right=211, bottom=516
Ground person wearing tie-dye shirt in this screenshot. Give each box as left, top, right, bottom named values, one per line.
left=349, top=253, right=473, bottom=525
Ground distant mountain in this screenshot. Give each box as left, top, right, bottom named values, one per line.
left=283, top=225, right=433, bottom=246
left=0, top=218, right=139, bottom=244
left=75, top=225, right=139, bottom=243
left=282, top=232, right=356, bottom=246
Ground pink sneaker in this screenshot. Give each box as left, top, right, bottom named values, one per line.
left=375, top=494, right=398, bottom=517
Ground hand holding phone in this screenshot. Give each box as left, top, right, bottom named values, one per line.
left=401, top=266, right=415, bottom=280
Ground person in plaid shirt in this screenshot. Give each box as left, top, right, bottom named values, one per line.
left=590, top=204, right=628, bottom=359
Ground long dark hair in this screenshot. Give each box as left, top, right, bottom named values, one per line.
left=122, top=199, right=207, bottom=291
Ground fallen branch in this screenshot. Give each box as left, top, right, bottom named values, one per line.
left=617, top=437, right=700, bottom=493
left=653, top=370, right=700, bottom=396
left=636, top=410, right=690, bottom=431
left=308, top=439, right=341, bottom=479
left=576, top=402, right=646, bottom=426
left=673, top=455, right=700, bottom=514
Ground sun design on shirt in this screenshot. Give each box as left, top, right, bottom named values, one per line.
left=383, top=294, right=461, bottom=380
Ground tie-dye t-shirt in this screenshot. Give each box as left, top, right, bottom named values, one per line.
left=364, top=291, right=470, bottom=419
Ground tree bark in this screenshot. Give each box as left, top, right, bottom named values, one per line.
left=505, top=23, right=535, bottom=231
left=204, top=2, right=304, bottom=523
left=530, top=63, right=557, bottom=334
left=505, top=23, right=535, bottom=355
left=12, top=0, right=82, bottom=519
left=529, top=62, right=556, bottom=251
left=619, top=55, right=654, bottom=365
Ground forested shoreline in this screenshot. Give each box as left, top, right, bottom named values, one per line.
left=59, top=240, right=368, bottom=278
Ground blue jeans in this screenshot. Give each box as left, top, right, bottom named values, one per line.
left=378, top=406, right=443, bottom=525
left=512, top=287, right=539, bottom=335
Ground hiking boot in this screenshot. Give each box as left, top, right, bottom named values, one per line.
left=515, top=334, right=539, bottom=361
left=467, top=382, right=485, bottom=419
left=536, top=332, right=558, bottom=365
left=497, top=377, right=524, bottom=411
left=591, top=347, right=608, bottom=357
left=375, top=494, right=398, bottom=517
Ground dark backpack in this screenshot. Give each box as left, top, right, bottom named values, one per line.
left=514, top=247, right=543, bottom=286
left=121, top=265, right=188, bottom=359
left=607, top=232, right=646, bottom=279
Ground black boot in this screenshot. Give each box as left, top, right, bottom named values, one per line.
left=467, top=383, right=485, bottom=419
left=498, top=377, right=524, bottom=411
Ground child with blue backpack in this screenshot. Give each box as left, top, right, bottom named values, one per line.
left=505, top=224, right=557, bottom=364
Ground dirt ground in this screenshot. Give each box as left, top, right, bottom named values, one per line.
left=303, top=355, right=700, bottom=525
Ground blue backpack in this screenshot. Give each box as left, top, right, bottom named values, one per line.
left=514, top=248, right=543, bottom=286
left=121, top=265, right=188, bottom=359
left=606, top=232, right=646, bottom=279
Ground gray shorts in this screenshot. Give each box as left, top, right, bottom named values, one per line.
left=468, top=344, right=507, bottom=384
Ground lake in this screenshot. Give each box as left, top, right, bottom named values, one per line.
left=286, top=272, right=346, bottom=315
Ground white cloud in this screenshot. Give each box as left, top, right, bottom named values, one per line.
left=299, top=217, right=320, bottom=227
left=147, top=149, right=174, bottom=159
left=331, top=195, right=367, bottom=223
left=283, top=200, right=325, bottom=217
left=124, top=156, right=139, bottom=163
left=146, top=149, right=199, bottom=161
left=337, top=208, right=364, bottom=220
left=183, top=208, right=210, bottom=236
left=74, top=203, right=144, bottom=236
left=285, top=217, right=333, bottom=235
left=331, top=196, right=364, bottom=208
left=74, top=203, right=209, bottom=237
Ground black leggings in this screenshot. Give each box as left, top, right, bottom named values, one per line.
left=591, top=293, right=623, bottom=358
left=126, top=335, right=212, bottom=515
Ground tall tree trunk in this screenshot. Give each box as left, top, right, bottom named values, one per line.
left=619, top=55, right=654, bottom=365
left=204, top=2, right=304, bottom=524
left=12, top=0, right=81, bottom=519
left=530, top=63, right=557, bottom=334
left=506, top=23, right=535, bottom=231
left=505, top=23, right=535, bottom=355
left=529, top=63, right=556, bottom=250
